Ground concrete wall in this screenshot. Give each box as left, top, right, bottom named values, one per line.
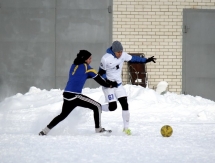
left=0, top=0, right=56, bottom=101
left=0, top=0, right=112, bottom=101
left=113, top=0, right=215, bottom=94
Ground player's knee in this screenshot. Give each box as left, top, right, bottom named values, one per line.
left=109, top=102, right=117, bottom=111
left=118, top=97, right=128, bottom=110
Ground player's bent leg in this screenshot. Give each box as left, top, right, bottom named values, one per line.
left=75, top=94, right=112, bottom=133
left=101, top=102, right=117, bottom=112
left=77, top=94, right=102, bottom=129
left=109, top=101, right=117, bottom=111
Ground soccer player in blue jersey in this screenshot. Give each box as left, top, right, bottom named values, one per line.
left=39, top=50, right=117, bottom=135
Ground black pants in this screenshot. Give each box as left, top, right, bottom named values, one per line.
left=47, top=92, right=102, bottom=129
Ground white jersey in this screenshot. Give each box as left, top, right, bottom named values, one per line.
left=100, top=52, right=132, bottom=84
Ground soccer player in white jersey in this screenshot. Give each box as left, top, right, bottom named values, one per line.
left=98, top=41, right=156, bottom=135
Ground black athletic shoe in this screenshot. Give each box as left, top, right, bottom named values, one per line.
left=39, top=131, right=46, bottom=136
left=99, top=128, right=106, bottom=133
left=95, top=128, right=112, bottom=133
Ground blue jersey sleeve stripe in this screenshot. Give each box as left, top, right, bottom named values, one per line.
left=72, top=65, right=79, bottom=75
left=84, top=63, right=87, bottom=72
left=86, top=69, right=98, bottom=74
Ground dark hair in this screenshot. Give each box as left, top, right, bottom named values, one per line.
left=73, top=50, right=92, bottom=65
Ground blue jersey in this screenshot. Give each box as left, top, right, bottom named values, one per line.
left=64, top=63, right=98, bottom=93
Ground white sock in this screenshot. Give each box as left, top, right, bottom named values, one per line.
left=122, top=110, right=130, bottom=129
left=101, top=104, right=109, bottom=111
left=43, top=127, right=50, bottom=135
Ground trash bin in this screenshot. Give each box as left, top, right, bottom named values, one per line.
left=128, top=53, right=147, bottom=87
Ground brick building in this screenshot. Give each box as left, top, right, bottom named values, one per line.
left=112, top=0, right=215, bottom=94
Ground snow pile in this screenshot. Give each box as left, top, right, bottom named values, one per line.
left=0, top=84, right=215, bottom=163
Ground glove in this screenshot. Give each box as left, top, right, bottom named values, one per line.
left=146, top=56, right=156, bottom=63
left=110, top=81, right=118, bottom=88
left=106, top=79, right=118, bottom=88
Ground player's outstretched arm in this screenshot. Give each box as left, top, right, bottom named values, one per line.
left=94, top=74, right=111, bottom=88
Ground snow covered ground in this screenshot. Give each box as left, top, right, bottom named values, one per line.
left=0, top=84, right=215, bottom=163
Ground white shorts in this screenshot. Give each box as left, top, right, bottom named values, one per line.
left=102, top=85, right=127, bottom=103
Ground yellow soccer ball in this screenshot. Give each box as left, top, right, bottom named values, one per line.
left=160, top=125, right=173, bottom=137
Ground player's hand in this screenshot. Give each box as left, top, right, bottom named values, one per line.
left=106, top=79, right=118, bottom=88
left=110, top=81, right=118, bottom=88
left=146, top=56, right=156, bottom=63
